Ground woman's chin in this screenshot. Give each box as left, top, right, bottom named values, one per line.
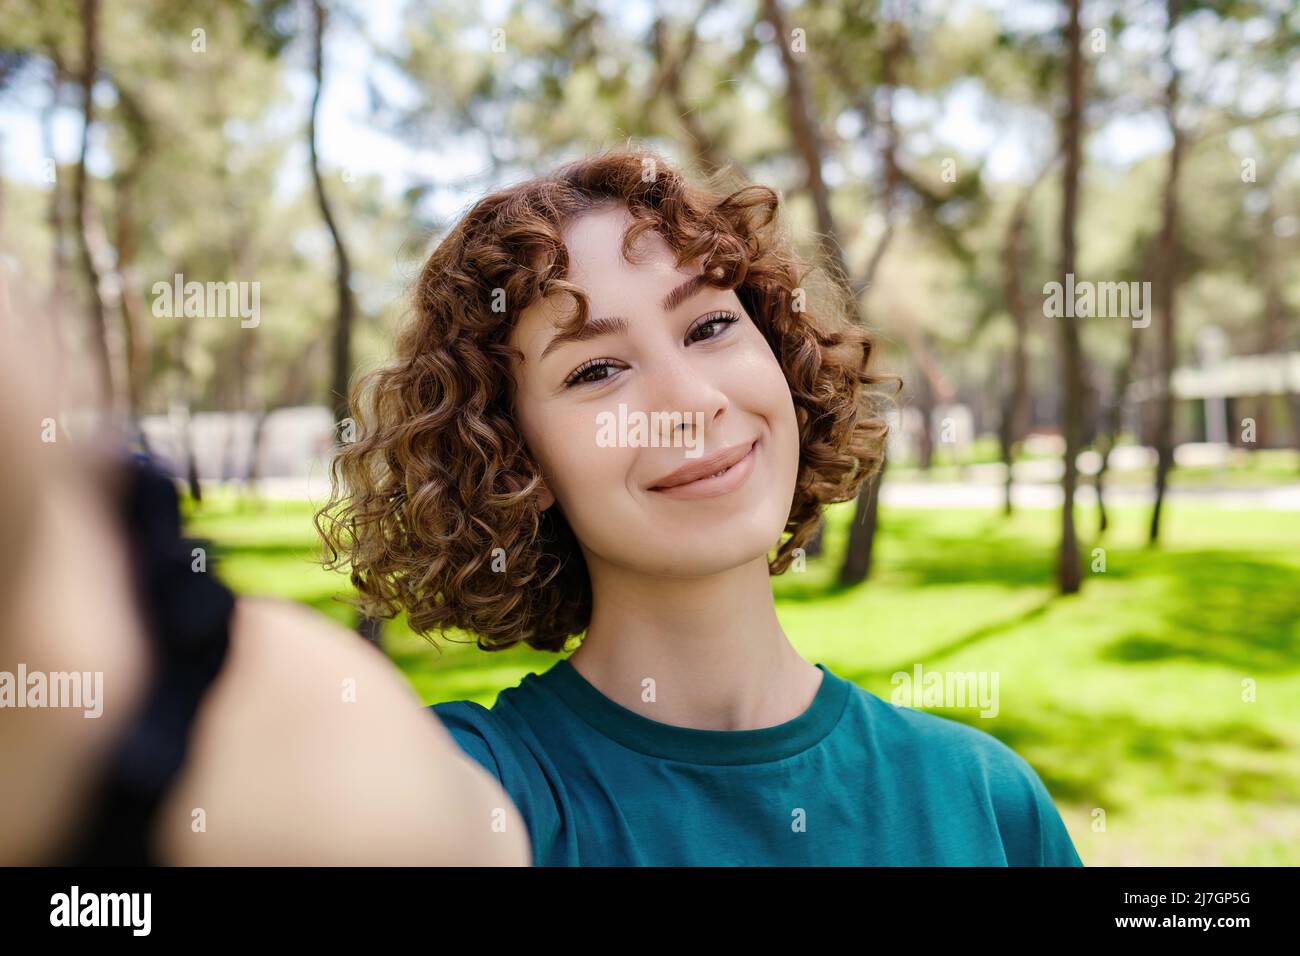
left=616, top=517, right=788, bottom=576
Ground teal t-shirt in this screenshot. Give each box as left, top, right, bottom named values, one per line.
left=430, top=658, right=1083, bottom=867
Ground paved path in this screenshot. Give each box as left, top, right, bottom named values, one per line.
left=197, top=472, right=1300, bottom=510
left=880, top=481, right=1300, bottom=510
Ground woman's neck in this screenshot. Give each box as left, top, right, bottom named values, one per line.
left=568, top=552, right=822, bottom=731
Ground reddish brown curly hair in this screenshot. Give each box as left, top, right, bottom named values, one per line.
left=314, top=146, right=900, bottom=654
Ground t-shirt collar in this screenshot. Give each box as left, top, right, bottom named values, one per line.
left=537, top=657, right=851, bottom=765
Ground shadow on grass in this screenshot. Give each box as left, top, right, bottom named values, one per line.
left=197, top=540, right=326, bottom=562
left=1099, top=550, right=1300, bottom=673
left=774, top=512, right=1140, bottom=602
left=874, top=598, right=1055, bottom=675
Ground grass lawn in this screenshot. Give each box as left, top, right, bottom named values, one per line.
left=181, top=490, right=1300, bottom=866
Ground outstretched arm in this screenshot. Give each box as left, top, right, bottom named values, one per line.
left=152, top=595, right=532, bottom=866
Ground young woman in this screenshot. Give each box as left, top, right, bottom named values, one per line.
left=0, top=316, right=529, bottom=867
left=317, top=147, right=1084, bottom=867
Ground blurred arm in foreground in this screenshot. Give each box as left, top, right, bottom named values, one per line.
left=0, top=284, right=530, bottom=866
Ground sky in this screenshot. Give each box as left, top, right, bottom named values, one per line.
left=2, top=0, right=1286, bottom=223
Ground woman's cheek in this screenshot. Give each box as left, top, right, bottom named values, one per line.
left=547, top=404, right=624, bottom=506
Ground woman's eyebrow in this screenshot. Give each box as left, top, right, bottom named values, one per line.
left=661, top=273, right=708, bottom=312
left=537, top=273, right=709, bottom=362
left=539, top=315, right=629, bottom=361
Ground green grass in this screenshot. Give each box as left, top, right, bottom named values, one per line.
left=182, top=490, right=1300, bottom=866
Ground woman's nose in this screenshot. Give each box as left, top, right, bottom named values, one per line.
left=644, top=351, right=728, bottom=445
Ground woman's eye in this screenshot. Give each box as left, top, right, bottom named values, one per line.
left=564, top=360, right=619, bottom=388
left=688, top=311, right=740, bottom=342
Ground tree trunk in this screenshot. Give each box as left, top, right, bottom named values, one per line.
left=72, top=0, right=116, bottom=420
left=1263, top=201, right=1300, bottom=466
left=999, top=157, right=1054, bottom=515
left=761, top=0, right=851, bottom=291
left=1148, top=0, right=1184, bottom=545
left=1055, top=0, right=1087, bottom=593
left=235, top=239, right=267, bottom=507
left=761, top=0, right=887, bottom=583
left=112, top=85, right=154, bottom=448
left=838, top=452, right=886, bottom=587
left=916, top=371, right=935, bottom=471
left=172, top=260, right=203, bottom=503
left=804, top=30, right=903, bottom=562
left=804, top=522, right=825, bottom=558
left=308, top=0, right=358, bottom=431
left=309, top=0, right=377, bottom=645
left=41, top=58, right=70, bottom=411
left=1094, top=320, right=1143, bottom=535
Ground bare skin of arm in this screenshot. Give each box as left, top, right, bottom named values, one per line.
left=152, top=595, right=531, bottom=866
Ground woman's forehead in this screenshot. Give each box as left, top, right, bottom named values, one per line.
left=514, top=217, right=702, bottom=326
left=560, top=205, right=680, bottom=279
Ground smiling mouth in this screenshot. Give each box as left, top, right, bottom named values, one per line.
left=648, top=439, right=759, bottom=497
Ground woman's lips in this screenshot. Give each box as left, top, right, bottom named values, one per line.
left=648, top=440, right=759, bottom=500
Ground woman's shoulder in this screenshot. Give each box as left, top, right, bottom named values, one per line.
left=844, top=683, right=1082, bottom=865
left=428, top=670, right=549, bottom=785
left=847, top=679, right=1033, bottom=766
left=875, top=690, right=1030, bottom=766
left=430, top=697, right=507, bottom=781
left=428, top=664, right=552, bottom=752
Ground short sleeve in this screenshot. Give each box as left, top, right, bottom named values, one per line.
left=1027, top=769, right=1084, bottom=866
left=430, top=700, right=505, bottom=786
left=428, top=699, right=566, bottom=865
left=984, top=740, right=1083, bottom=867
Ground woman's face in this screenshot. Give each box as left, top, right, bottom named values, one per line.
left=507, top=203, right=801, bottom=578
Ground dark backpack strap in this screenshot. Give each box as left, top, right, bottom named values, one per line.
left=55, top=452, right=235, bottom=866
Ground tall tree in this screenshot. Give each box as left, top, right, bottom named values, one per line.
left=111, top=82, right=155, bottom=448
left=307, top=0, right=378, bottom=645
left=40, top=48, right=71, bottom=411
left=1147, top=0, right=1184, bottom=544
left=72, top=0, right=117, bottom=420
left=827, top=15, right=906, bottom=569
left=998, top=159, right=1053, bottom=516
left=307, top=0, right=358, bottom=431
left=759, top=0, right=889, bottom=585
left=1094, top=282, right=1146, bottom=535
left=1055, top=0, right=1088, bottom=593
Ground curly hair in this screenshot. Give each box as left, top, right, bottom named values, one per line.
left=314, top=145, right=900, bottom=654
